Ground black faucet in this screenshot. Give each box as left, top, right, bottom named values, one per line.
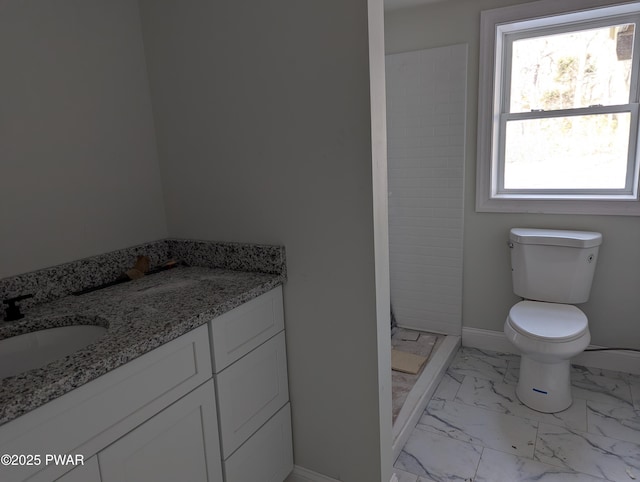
left=3, top=294, right=34, bottom=321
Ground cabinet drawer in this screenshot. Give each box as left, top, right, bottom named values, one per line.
left=223, top=403, right=293, bottom=482
left=209, top=286, right=284, bottom=372
left=216, top=331, right=289, bottom=458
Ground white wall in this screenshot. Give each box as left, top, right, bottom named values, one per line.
left=385, top=0, right=640, bottom=350
left=386, top=45, right=467, bottom=335
left=369, top=0, right=394, bottom=478
left=0, top=0, right=167, bottom=278
left=138, top=1, right=389, bottom=481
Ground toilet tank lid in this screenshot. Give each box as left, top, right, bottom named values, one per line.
left=510, top=228, right=602, bottom=248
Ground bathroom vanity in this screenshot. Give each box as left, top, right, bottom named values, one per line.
left=0, top=241, right=292, bottom=482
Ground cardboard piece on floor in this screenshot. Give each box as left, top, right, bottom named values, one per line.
left=391, top=349, right=428, bottom=375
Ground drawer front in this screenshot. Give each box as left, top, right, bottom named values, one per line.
left=209, top=285, right=284, bottom=372
left=223, top=403, right=293, bottom=482
left=216, top=331, right=289, bottom=458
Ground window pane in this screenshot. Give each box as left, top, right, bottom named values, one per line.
left=504, top=113, right=630, bottom=190
left=510, top=24, right=634, bottom=113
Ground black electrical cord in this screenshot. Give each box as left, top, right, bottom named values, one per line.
left=584, top=347, right=640, bottom=353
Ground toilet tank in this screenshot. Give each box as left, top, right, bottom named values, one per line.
left=509, top=228, right=602, bottom=304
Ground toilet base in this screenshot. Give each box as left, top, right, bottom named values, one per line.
left=515, top=355, right=572, bottom=413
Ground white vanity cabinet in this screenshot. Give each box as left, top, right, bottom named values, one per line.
left=0, top=285, right=292, bottom=482
left=209, top=286, right=293, bottom=482
left=0, top=324, right=216, bottom=482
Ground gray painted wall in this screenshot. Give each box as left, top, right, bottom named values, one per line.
left=385, top=0, right=640, bottom=349
left=0, top=0, right=167, bottom=278
left=139, top=1, right=388, bottom=480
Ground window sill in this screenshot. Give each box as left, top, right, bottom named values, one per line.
left=476, top=196, right=640, bottom=216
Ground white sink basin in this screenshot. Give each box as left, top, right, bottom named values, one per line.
left=0, top=325, right=107, bottom=379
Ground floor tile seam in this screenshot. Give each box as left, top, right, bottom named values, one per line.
left=451, top=391, right=590, bottom=432
left=414, top=424, right=538, bottom=465
left=480, top=445, right=541, bottom=465
left=573, top=384, right=635, bottom=403
left=449, top=359, right=510, bottom=371
left=565, top=383, right=637, bottom=411
left=394, top=429, right=482, bottom=481
left=633, top=386, right=640, bottom=410
left=392, top=469, right=418, bottom=482
left=584, top=429, right=640, bottom=448
left=531, top=449, right=618, bottom=482
left=471, top=445, right=485, bottom=482
left=584, top=398, right=590, bottom=439
left=454, top=375, right=597, bottom=431
left=436, top=395, right=545, bottom=431
left=532, top=418, right=540, bottom=468
left=531, top=441, right=575, bottom=475
left=447, top=369, right=507, bottom=384
left=545, top=412, right=640, bottom=446
left=392, top=449, right=430, bottom=480
left=531, top=446, right=618, bottom=482
left=571, top=378, right=634, bottom=399
left=451, top=393, right=529, bottom=423
left=583, top=407, right=640, bottom=445
left=571, top=395, right=635, bottom=411
left=585, top=400, right=640, bottom=422
left=573, top=367, right=639, bottom=383
left=413, top=420, right=485, bottom=453
left=532, top=416, right=586, bottom=433
left=476, top=446, right=617, bottom=481
left=536, top=420, right=640, bottom=475
left=583, top=395, right=640, bottom=413
left=421, top=401, right=543, bottom=462
left=450, top=373, right=464, bottom=401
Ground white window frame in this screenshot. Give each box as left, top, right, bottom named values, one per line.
left=477, top=0, right=640, bottom=215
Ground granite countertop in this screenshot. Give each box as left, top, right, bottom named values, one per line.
left=0, top=266, right=284, bottom=426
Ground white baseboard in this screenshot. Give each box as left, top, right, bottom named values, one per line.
left=573, top=348, right=640, bottom=375
left=462, top=327, right=517, bottom=354
left=462, top=327, right=640, bottom=375
left=286, top=466, right=341, bottom=482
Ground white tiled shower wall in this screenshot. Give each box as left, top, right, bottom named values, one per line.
left=386, top=44, right=467, bottom=335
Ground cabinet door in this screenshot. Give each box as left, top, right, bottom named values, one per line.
left=55, top=456, right=100, bottom=482
left=99, top=380, right=222, bottom=482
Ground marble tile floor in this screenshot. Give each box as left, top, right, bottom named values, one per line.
left=392, top=329, right=442, bottom=423
left=394, top=347, right=640, bottom=482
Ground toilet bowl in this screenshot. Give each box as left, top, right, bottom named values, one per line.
left=504, top=300, right=590, bottom=413
left=504, top=228, right=602, bottom=413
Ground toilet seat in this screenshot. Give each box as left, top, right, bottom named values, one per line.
left=507, top=300, right=588, bottom=342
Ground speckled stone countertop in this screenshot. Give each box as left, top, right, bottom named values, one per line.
left=0, top=266, right=284, bottom=425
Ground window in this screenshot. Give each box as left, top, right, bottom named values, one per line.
left=477, top=0, right=640, bottom=215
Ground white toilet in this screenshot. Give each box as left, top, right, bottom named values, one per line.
left=504, top=228, right=602, bottom=413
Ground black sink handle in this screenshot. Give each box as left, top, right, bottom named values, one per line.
left=3, top=294, right=34, bottom=321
